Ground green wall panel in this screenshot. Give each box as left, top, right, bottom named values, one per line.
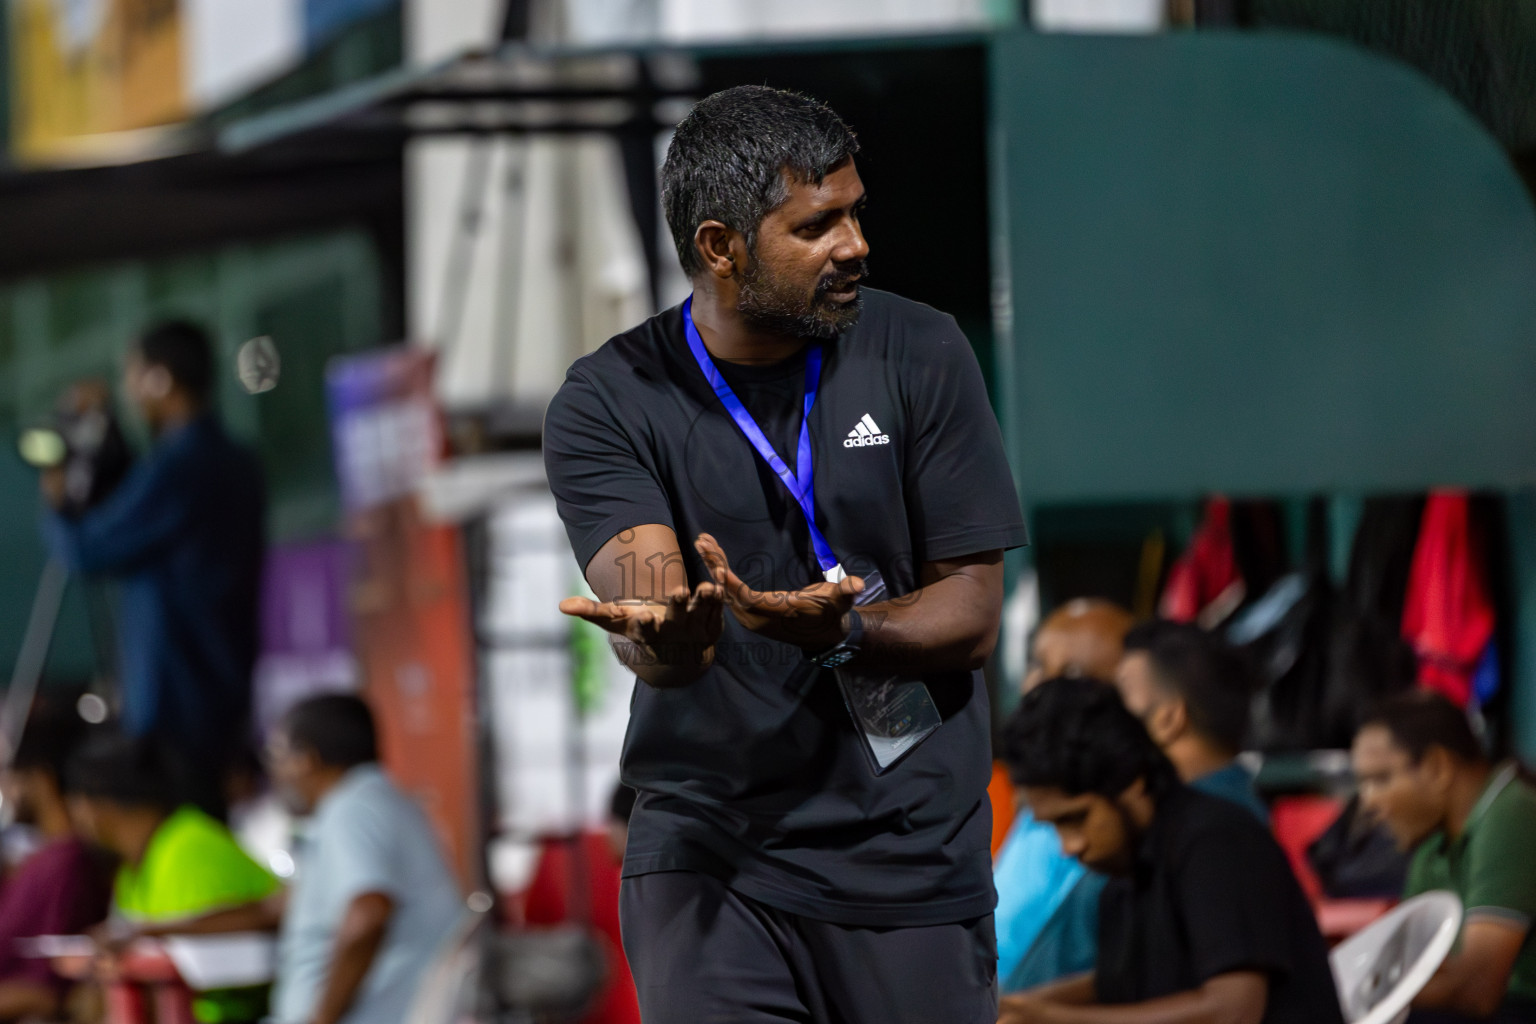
left=0, top=229, right=388, bottom=683
left=1509, top=493, right=1536, bottom=762
left=989, top=30, right=1536, bottom=505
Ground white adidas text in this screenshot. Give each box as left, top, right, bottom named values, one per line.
left=845, top=413, right=891, bottom=447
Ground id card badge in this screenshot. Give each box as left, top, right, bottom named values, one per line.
left=833, top=571, right=943, bottom=775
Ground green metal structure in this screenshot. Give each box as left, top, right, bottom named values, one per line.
left=987, top=29, right=1536, bottom=753
left=0, top=230, right=388, bottom=681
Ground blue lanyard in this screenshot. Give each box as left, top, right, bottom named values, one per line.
left=682, top=297, right=842, bottom=580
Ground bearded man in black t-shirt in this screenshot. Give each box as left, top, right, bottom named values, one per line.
left=544, top=85, right=1027, bottom=1023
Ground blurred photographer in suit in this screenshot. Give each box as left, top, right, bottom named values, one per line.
left=40, top=321, right=265, bottom=818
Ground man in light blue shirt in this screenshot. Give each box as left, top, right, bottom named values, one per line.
left=267, top=695, right=464, bottom=1024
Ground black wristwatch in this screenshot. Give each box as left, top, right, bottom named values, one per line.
left=806, top=609, right=864, bottom=668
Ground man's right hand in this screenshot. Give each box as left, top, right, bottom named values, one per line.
left=570, top=523, right=725, bottom=688
left=560, top=582, right=724, bottom=668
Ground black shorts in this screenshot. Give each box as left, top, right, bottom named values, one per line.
left=619, top=871, right=998, bottom=1024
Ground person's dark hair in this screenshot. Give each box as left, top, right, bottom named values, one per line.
left=1003, top=677, right=1179, bottom=799
left=1123, top=619, right=1254, bottom=754
left=11, top=705, right=89, bottom=790
left=661, top=85, right=859, bottom=277
left=135, top=320, right=215, bottom=401
left=282, top=693, right=378, bottom=769
left=1360, top=691, right=1485, bottom=765
left=64, top=733, right=178, bottom=810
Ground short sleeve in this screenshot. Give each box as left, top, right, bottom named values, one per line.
left=543, top=370, right=675, bottom=573
left=900, top=317, right=1027, bottom=562
left=1175, top=823, right=1295, bottom=982
left=1464, top=787, right=1536, bottom=930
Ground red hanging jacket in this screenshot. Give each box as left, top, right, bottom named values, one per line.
left=1400, top=491, right=1495, bottom=707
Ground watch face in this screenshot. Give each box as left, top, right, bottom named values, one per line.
left=822, top=649, right=856, bottom=667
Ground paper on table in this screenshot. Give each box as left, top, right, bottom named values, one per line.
left=160, top=934, right=277, bottom=989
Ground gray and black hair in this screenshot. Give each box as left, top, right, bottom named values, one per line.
left=661, top=85, right=859, bottom=278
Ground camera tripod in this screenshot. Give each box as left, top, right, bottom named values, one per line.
left=2, top=558, right=115, bottom=766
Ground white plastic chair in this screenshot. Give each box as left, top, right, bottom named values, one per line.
left=1330, top=890, right=1462, bottom=1024
left=404, top=909, right=488, bottom=1024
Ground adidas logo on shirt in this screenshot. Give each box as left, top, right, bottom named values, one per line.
left=844, top=413, right=891, bottom=447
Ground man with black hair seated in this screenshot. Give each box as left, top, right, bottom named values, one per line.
left=1115, top=620, right=1268, bottom=822
left=100, top=695, right=463, bottom=1024
left=66, top=733, right=278, bottom=1022
left=264, top=694, right=463, bottom=1024
left=41, top=320, right=265, bottom=817
left=0, top=706, right=112, bottom=1020
left=1353, top=692, right=1536, bottom=1022
left=997, top=679, right=1343, bottom=1024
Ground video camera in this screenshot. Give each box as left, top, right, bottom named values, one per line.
left=16, top=380, right=132, bottom=518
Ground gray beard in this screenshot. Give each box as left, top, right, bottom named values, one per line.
left=737, top=266, right=865, bottom=341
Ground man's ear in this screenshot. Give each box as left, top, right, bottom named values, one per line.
left=1420, top=746, right=1456, bottom=794
left=1147, top=699, right=1185, bottom=746
left=1117, top=777, right=1148, bottom=805
left=1116, top=776, right=1157, bottom=828
left=693, top=221, right=745, bottom=280
left=299, top=749, right=325, bottom=777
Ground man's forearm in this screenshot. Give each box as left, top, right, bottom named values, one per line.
left=310, top=894, right=392, bottom=1024
left=848, top=573, right=999, bottom=673
left=1414, top=953, right=1501, bottom=1017
left=138, top=897, right=284, bottom=938
left=1413, top=920, right=1526, bottom=1017
left=1018, top=990, right=1251, bottom=1024
left=1029, top=973, right=1098, bottom=1006
left=1004, top=974, right=1266, bottom=1024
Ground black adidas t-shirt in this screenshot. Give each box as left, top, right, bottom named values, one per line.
left=542, top=289, right=1027, bottom=927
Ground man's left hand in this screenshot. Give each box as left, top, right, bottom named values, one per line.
left=695, top=533, right=863, bottom=652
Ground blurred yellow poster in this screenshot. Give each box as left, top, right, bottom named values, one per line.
left=9, top=0, right=187, bottom=162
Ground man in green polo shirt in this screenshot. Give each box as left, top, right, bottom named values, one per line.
left=1353, top=692, right=1536, bottom=1023
left=67, top=735, right=279, bottom=1023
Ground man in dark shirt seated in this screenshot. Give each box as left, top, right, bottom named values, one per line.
left=997, top=678, right=1344, bottom=1024
left=1353, top=692, right=1536, bottom=1023
left=0, top=707, right=112, bottom=1020
left=40, top=321, right=265, bottom=817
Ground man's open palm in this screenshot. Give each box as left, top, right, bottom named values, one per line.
left=695, top=532, right=863, bottom=651
left=558, top=582, right=724, bottom=652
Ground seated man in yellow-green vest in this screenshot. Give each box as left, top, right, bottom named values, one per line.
left=66, top=734, right=279, bottom=1023
left=1354, top=692, right=1536, bottom=1024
